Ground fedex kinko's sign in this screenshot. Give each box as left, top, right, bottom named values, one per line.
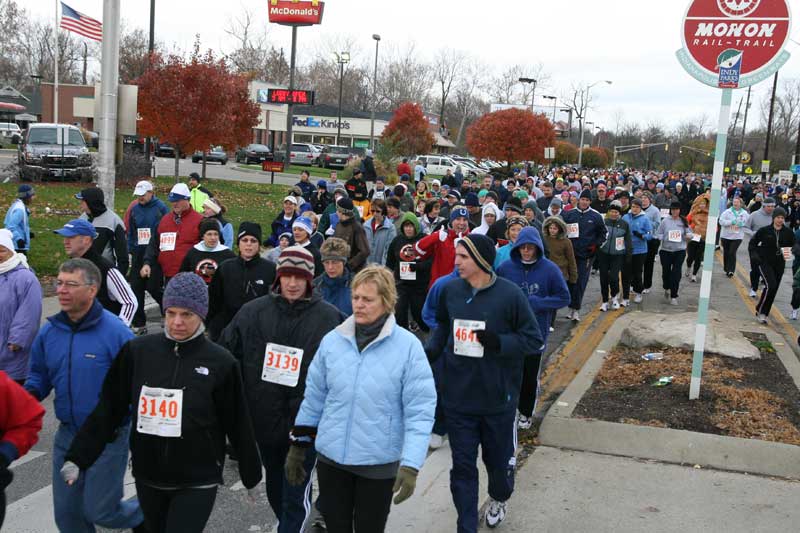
left=268, top=0, right=325, bottom=26
left=676, top=0, right=791, bottom=88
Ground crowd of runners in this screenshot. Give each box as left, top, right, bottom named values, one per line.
left=1, top=162, right=799, bottom=532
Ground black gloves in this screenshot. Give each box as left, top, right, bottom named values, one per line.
left=408, top=262, right=417, bottom=272
left=16, top=239, right=25, bottom=250
left=29, top=231, right=35, bottom=239
left=633, top=231, right=643, bottom=239
left=475, top=330, right=500, bottom=353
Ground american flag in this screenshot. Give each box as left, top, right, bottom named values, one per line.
left=60, top=3, right=102, bottom=42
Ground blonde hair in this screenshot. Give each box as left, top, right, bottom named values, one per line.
left=351, top=265, right=397, bottom=313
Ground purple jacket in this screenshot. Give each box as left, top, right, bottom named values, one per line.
left=0, top=263, right=43, bottom=380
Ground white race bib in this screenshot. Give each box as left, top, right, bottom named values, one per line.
left=137, top=386, right=183, bottom=438
left=262, top=343, right=304, bottom=387
left=356, top=205, right=365, bottom=218
left=399, top=262, right=416, bottom=281
left=453, top=319, right=486, bottom=358
left=566, top=223, right=579, bottom=239
left=730, top=225, right=740, bottom=234
left=137, top=227, right=151, bottom=246
left=615, top=237, right=625, bottom=251
left=668, top=230, right=682, bottom=243
left=159, top=232, right=177, bottom=251
left=660, top=208, right=670, bottom=218
left=691, top=234, right=702, bottom=242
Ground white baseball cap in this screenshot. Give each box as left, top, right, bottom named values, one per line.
left=168, top=183, right=192, bottom=202
left=283, top=195, right=299, bottom=205
left=133, top=180, right=154, bottom=196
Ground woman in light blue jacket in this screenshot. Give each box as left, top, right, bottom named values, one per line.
left=286, top=265, right=436, bottom=532
left=622, top=199, right=653, bottom=303
left=364, top=199, right=397, bottom=266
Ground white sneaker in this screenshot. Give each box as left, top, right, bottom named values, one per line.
left=485, top=499, right=507, bottom=528
left=757, top=314, right=768, bottom=324
left=600, top=302, right=608, bottom=312
left=749, top=289, right=757, bottom=298
left=685, top=268, right=691, bottom=278
left=664, top=290, right=670, bottom=300
left=792, top=309, right=798, bottom=320
left=621, top=299, right=630, bottom=307
left=691, top=275, right=697, bottom=283
left=670, top=298, right=678, bottom=306
left=517, top=414, right=532, bottom=430
left=642, top=288, right=650, bottom=294
left=634, top=294, right=643, bottom=303
left=549, top=326, right=555, bottom=332
left=611, top=297, right=620, bottom=310
left=429, top=434, right=446, bottom=450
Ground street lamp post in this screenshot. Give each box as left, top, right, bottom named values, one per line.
left=577, top=80, right=612, bottom=168
left=369, top=35, right=380, bottom=151
left=518, top=77, right=537, bottom=112
left=335, top=51, right=350, bottom=146
left=542, top=95, right=557, bottom=122
left=594, top=125, right=602, bottom=147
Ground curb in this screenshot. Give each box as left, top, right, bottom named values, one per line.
left=539, top=317, right=800, bottom=480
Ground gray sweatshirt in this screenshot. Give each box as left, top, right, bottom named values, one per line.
left=655, top=216, right=693, bottom=251
left=643, top=204, right=661, bottom=233
left=745, top=207, right=772, bottom=235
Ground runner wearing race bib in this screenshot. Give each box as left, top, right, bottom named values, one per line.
left=655, top=201, right=692, bottom=305
left=218, top=246, right=341, bottom=532
left=596, top=202, right=632, bottom=311
left=63, top=273, right=262, bottom=533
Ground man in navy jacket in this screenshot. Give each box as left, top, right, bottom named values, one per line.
left=562, top=190, right=606, bottom=321
left=427, top=234, right=542, bottom=532
left=25, top=259, right=144, bottom=532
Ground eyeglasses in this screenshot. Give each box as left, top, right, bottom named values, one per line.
left=54, top=280, right=92, bottom=290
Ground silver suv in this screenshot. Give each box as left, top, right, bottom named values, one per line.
left=19, top=123, right=94, bottom=182
left=0, top=122, right=21, bottom=147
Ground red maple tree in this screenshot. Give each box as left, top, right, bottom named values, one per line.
left=380, top=102, right=435, bottom=157
left=136, top=47, right=260, bottom=178
left=466, top=109, right=555, bottom=169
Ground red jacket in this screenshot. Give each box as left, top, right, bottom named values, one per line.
left=0, top=371, right=44, bottom=466
left=396, top=162, right=412, bottom=177
left=415, top=227, right=470, bottom=289
left=155, top=208, right=203, bottom=278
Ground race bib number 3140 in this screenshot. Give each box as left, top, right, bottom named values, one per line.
left=137, top=386, right=183, bottom=438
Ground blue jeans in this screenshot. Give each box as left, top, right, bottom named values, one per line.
left=52, top=423, right=143, bottom=533
left=570, top=257, right=594, bottom=310
left=257, top=441, right=317, bottom=533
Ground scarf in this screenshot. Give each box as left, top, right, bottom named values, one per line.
left=0, top=252, right=28, bottom=275
left=355, top=313, right=389, bottom=352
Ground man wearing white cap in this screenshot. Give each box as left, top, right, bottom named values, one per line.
left=128, top=181, right=169, bottom=334
left=267, top=195, right=299, bottom=248
left=141, top=183, right=203, bottom=287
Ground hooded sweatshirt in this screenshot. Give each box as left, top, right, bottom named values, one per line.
left=386, top=212, right=432, bottom=288
left=179, top=242, right=236, bottom=284
left=622, top=210, right=653, bottom=255
left=79, top=188, right=129, bottom=274
left=745, top=206, right=774, bottom=236
left=497, top=227, right=571, bottom=350
left=542, top=216, right=578, bottom=284
left=473, top=203, right=503, bottom=236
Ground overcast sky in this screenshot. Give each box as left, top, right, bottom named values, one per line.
left=27, top=0, right=800, bottom=134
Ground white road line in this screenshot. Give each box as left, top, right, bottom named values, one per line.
left=5, top=466, right=136, bottom=533
left=9, top=450, right=46, bottom=469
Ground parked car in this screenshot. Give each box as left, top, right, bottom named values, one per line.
left=415, top=154, right=463, bottom=177
left=0, top=122, right=21, bottom=147
left=317, top=145, right=354, bottom=169
left=155, top=142, right=185, bottom=158
left=18, top=123, right=94, bottom=182
left=274, top=143, right=317, bottom=166
left=451, top=156, right=488, bottom=176
left=192, top=146, right=228, bottom=164
left=235, top=143, right=273, bottom=164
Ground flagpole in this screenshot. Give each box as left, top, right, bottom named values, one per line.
left=54, top=0, right=59, bottom=123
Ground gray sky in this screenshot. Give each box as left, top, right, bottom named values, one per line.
left=28, top=0, right=800, bottom=134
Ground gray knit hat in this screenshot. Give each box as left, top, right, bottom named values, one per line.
left=163, top=272, right=209, bottom=319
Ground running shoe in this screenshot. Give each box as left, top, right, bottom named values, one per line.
left=549, top=326, right=555, bottom=332
left=600, top=302, right=608, bottom=312
left=749, top=289, right=757, bottom=298
left=670, top=298, right=678, bottom=306
left=642, top=288, right=650, bottom=294
left=485, top=499, right=507, bottom=528
left=621, top=299, right=630, bottom=307
left=664, top=290, right=670, bottom=300
left=634, top=294, right=643, bottom=303
left=792, top=309, right=798, bottom=320
left=757, top=314, right=768, bottom=324
left=691, top=275, right=697, bottom=283
left=517, top=414, right=532, bottom=430
left=611, top=297, right=620, bottom=310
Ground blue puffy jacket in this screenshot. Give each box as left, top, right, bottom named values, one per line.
left=295, top=314, right=436, bottom=470
left=622, top=211, right=653, bottom=255
left=312, top=269, right=353, bottom=316
left=128, top=196, right=169, bottom=254
left=25, top=300, right=134, bottom=430
left=3, top=199, right=30, bottom=251
left=497, top=227, right=570, bottom=350
left=561, top=206, right=607, bottom=259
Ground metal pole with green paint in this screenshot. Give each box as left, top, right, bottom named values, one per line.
left=690, top=87, right=732, bottom=400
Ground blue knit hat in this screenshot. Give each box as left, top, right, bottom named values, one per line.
left=450, top=206, right=469, bottom=223
left=163, top=272, right=209, bottom=319
left=465, top=192, right=480, bottom=207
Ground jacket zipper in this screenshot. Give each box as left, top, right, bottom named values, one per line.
left=342, top=341, right=365, bottom=463
left=163, top=342, right=182, bottom=465
left=68, top=331, right=76, bottom=428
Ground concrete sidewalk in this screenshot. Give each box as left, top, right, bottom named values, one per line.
left=499, top=447, right=800, bottom=533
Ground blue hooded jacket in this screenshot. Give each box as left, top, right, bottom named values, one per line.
left=25, top=300, right=134, bottom=430
left=622, top=211, right=653, bottom=255
left=128, top=196, right=170, bottom=254
left=497, top=227, right=570, bottom=350
left=313, top=269, right=353, bottom=316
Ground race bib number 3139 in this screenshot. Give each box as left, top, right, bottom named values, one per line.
left=262, top=343, right=304, bottom=387
left=137, top=386, right=183, bottom=437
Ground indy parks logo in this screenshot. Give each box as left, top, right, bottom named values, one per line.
left=717, top=0, right=761, bottom=18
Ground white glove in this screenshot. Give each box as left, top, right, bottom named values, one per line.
left=60, top=461, right=80, bottom=486
left=325, top=227, right=335, bottom=236
left=438, top=226, right=448, bottom=242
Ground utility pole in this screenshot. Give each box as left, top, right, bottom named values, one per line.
left=762, top=72, right=778, bottom=182
left=726, top=95, right=742, bottom=170
left=98, top=0, right=121, bottom=208
left=284, top=26, right=297, bottom=166
left=368, top=34, right=380, bottom=151
left=739, top=86, right=751, bottom=167
left=82, top=43, right=88, bottom=85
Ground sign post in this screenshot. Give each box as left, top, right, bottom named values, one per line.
left=676, top=0, right=791, bottom=400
